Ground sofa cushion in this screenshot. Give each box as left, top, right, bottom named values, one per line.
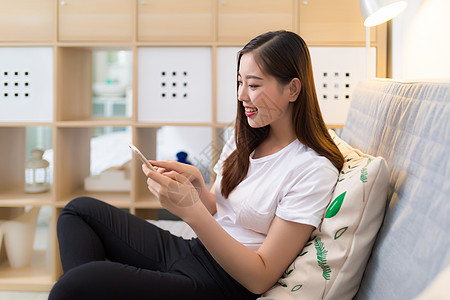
left=341, top=79, right=450, bottom=299
left=260, top=130, right=388, bottom=300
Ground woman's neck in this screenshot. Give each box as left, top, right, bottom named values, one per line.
left=253, top=123, right=296, bottom=159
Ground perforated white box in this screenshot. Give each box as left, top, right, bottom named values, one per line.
left=138, top=47, right=212, bottom=123
left=0, top=47, right=53, bottom=122
left=309, top=47, right=376, bottom=126
left=216, top=47, right=241, bottom=124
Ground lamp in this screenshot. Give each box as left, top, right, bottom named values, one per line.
left=25, top=149, right=50, bottom=193
left=360, top=0, right=407, bottom=77
left=360, top=0, right=408, bottom=27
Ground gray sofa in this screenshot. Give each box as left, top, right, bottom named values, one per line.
left=341, top=79, right=450, bottom=299
left=152, top=79, right=450, bottom=299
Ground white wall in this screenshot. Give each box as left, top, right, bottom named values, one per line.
left=391, top=0, right=450, bottom=80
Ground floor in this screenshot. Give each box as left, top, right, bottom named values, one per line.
left=0, top=292, right=49, bottom=300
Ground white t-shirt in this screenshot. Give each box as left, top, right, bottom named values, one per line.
left=213, top=137, right=339, bottom=251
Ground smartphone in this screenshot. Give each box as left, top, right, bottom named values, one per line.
left=128, top=143, right=156, bottom=172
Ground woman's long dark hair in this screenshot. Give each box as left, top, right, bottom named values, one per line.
left=221, top=31, right=344, bottom=198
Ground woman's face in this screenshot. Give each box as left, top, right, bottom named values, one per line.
left=237, top=52, right=294, bottom=129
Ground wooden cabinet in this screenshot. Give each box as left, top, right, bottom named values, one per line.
left=298, top=0, right=376, bottom=44
left=58, top=0, right=133, bottom=41
left=0, top=0, right=54, bottom=42
left=0, top=0, right=387, bottom=292
left=137, top=0, right=213, bottom=42
left=217, top=0, right=295, bottom=43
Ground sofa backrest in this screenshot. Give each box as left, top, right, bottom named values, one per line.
left=341, top=79, right=450, bottom=300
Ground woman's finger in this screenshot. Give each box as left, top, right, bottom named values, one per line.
left=144, top=166, right=173, bottom=187
left=162, top=170, right=191, bottom=184
left=156, top=167, right=166, bottom=174
left=149, top=160, right=179, bottom=172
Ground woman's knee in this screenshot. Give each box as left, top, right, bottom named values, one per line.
left=64, top=196, right=99, bottom=212
left=49, top=261, right=112, bottom=300
left=58, top=197, right=100, bottom=220
left=57, top=197, right=102, bottom=236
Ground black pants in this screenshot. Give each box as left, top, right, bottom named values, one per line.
left=49, top=197, right=258, bottom=300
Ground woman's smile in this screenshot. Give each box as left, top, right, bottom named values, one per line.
left=244, top=105, right=258, bottom=117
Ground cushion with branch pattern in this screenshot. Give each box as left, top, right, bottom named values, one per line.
left=259, top=130, right=389, bottom=300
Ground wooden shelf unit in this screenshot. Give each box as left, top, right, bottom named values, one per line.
left=0, top=0, right=387, bottom=291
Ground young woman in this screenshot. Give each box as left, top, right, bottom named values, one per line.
left=49, top=30, right=343, bottom=300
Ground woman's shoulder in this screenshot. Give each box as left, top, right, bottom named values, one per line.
left=288, top=140, right=339, bottom=175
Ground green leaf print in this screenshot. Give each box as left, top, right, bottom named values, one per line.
left=334, top=226, right=348, bottom=240
left=315, top=237, right=331, bottom=280
left=360, top=158, right=373, bottom=202
left=299, top=251, right=308, bottom=256
left=291, top=285, right=303, bottom=292
left=360, top=158, right=373, bottom=183
left=325, top=191, right=346, bottom=218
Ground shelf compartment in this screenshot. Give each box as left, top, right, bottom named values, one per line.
left=133, top=126, right=213, bottom=206
left=58, top=0, right=133, bottom=42
left=298, top=0, right=376, bottom=44
left=216, top=47, right=241, bottom=124
left=0, top=127, right=26, bottom=194
left=0, top=126, right=53, bottom=202
left=137, top=0, right=213, bottom=42
left=0, top=249, right=52, bottom=292
left=309, top=47, right=377, bottom=126
left=54, top=126, right=132, bottom=204
left=0, top=0, right=54, bottom=43
left=137, top=47, right=212, bottom=123
left=0, top=205, right=53, bottom=292
left=57, top=47, right=133, bottom=122
left=217, top=0, right=294, bottom=43
left=0, top=47, right=53, bottom=122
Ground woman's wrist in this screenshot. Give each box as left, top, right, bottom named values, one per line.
left=182, top=199, right=213, bottom=227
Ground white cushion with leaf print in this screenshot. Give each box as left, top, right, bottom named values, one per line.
left=260, top=130, right=389, bottom=300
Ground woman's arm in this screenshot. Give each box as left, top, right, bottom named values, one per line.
left=143, top=166, right=313, bottom=294
left=189, top=209, right=314, bottom=294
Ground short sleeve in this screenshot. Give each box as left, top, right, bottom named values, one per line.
left=276, top=163, right=338, bottom=228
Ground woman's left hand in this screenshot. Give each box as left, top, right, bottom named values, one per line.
left=142, top=164, right=202, bottom=220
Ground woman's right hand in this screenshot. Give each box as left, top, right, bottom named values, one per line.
left=149, top=160, right=206, bottom=197
left=146, top=160, right=217, bottom=215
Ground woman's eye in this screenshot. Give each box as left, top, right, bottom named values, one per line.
left=249, top=85, right=259, bottom=89
left=237, top=81, right=243, bottom=86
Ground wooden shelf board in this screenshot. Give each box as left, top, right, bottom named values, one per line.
left=56, top=119, right=132, bottom=127
left=0, top=191, right=53, bottom=207
left=55, top=190, right=132, bottom=208
left=0, top=122, right=53, bottom=127
left=214, top=122, right=236, bottom=128
left=56, top=43, right=133, bottom=50
left=134, top=122, right=213, bottom=128
left=0, top=250, right=53, bottom=292
left=134, top=197, right=162, bottom=209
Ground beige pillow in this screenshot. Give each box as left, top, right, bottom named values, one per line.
left=260, top=130, right=389, bottom=299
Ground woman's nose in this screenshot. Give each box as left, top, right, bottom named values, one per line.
left=237, top=85, right=248, bottom=102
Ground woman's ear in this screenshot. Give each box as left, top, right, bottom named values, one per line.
left=288, top=78, right=301, bottom=102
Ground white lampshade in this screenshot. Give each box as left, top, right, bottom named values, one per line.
left=360, top=0, right=407, bottom=27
